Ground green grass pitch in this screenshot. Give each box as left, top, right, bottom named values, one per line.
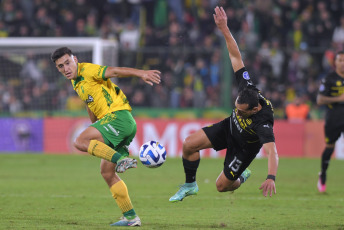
left=0, top=154, right=343, bottom=230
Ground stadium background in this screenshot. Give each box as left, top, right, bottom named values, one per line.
left=1, top=0, right=344, bottom=158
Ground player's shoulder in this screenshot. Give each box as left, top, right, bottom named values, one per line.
left=79, top=62, right=97, bottom=70
left=235, top=67, right=250, bottom=79
left=78, top=62, right=101, bottom=77
left=325, top=71, right=340, bottom=81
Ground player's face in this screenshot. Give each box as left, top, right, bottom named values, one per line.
left=335, top=54, right=344, bottom=75
left=235, top=98, right=257, bottom=119
left=55, top=54, right=78, bottom=80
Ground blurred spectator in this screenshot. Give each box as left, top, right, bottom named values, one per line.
left=119, top=20, right=139, bottom=50
left=0, top=21, right=9, bottom=37
left=85, top=13, right=98, bottom=36
left=269, top=39, right=285, bottom=80
left=76, top=19, right=87, bottom=37
left=332, top=15, right=344, bottom=45
left=285, top=95, right=310, bottom=122
left=0, top=0, right=343, bottom=118
left=20, top=53, right=43, bottom=83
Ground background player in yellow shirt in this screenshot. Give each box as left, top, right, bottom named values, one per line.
left=51, top=47, right=161, bottom=227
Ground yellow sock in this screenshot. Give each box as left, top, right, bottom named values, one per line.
left=110, top=180, right=134, bottom=213
left=87, top=140, right=122, bottom=163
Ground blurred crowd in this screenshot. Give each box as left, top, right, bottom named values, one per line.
left=1, top=0, right=344, bottom=119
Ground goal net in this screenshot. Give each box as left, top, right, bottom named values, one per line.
left=0, top=38, right=117, bottom=114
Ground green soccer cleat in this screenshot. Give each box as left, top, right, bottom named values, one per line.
left=169, top=182, right=199, bottom=202
left=240, top=168, right=251, bottom=183
left=110, top=216, right=141, bottom=227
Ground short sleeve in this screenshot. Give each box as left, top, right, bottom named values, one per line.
left=255, top=122, right=275, bottom=145
left=235, top=67, right=258, bottom=92
left=318, top=78, right=331, bottom=96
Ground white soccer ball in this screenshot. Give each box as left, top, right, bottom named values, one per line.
left=139, top=141, right=166, bottom=168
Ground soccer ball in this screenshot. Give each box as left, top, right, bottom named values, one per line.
left=139, top=141, right=166, bottom=168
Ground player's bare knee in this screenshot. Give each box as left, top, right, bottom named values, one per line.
left=216, top=181, right=227, bottom=192
left=183, top=136, right=199, bottom=154
left=74, top=137, right=88, bottom=152
left=100, top=166, right=113, bottom=179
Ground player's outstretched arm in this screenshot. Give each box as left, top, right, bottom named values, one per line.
left=213, top=6, right=244, bottom=72
left=105, top=67, right=161, bottom=86
left=316, top=93, right=344, bottom=105
left=259, top=142, right=279, bottom=197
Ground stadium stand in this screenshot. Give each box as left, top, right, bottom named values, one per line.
left=0, top=0, right=343, bottom=119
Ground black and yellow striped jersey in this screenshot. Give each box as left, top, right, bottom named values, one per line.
left=319, top=71, right=344, bottom=110
left=229, top=67, right=275, bottom=150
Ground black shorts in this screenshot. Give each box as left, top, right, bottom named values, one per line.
left=203, top=118, right=259, bottom=181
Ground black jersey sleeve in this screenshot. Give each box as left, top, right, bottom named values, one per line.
left=255, top=122, right=275, bottom=144
left=318, top=73, right=334, bottom=96
left=234, top=67, right=258, bottom=92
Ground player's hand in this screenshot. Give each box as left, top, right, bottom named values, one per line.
left=140, top=70, right=161, bottom=86
left=259, top=179, right=276, bottom=197
left=213, top=6, right=228, bottom=31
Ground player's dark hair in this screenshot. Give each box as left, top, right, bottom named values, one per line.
left=335, top=50, right=344, bottom=60
left=237, top=88, right=259, bottom=110
left=51, top=47, right=73, bottom=63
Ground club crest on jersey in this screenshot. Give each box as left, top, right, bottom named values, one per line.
left=336, top=81, right=342, bottom=86
left=243, top=71, right=250, bottom=80
left=85, top=95, right=94, bottom=104
left=319, top=84, right=325, bottom=92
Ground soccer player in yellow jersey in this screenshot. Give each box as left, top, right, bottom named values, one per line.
left=51, top=47, right=161, bottom=227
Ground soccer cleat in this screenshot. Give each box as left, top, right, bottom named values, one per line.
left=110, top=216, right=141, bottom=227
left=317, top=172, right=326, bottom=193
left=240, top=168, right=251, bottom=184
left=169, top=181, right=199, bottom=202
left=115, top=158, right=137, bottom=173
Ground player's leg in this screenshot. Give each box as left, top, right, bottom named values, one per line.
left=99, top=159, right=141, bottom=227
left=74, top=126, right=126, bottom=164
left=216, top=169, right=251, bottom=192
left=87, top=111, right=137, bottom=173
left=169, top=129, right=212, bottom=202
left=318, top=143, right=335, bottom=193
left=216, top=171, right=240, bottom=192
left=182, top=129, right=213, bottom=181
left=318, top=123, right=339, bottom=192
left=216, top=150, right=254, bottom=192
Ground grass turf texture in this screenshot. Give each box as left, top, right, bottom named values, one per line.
left=0, top=154, right=343, bottom=230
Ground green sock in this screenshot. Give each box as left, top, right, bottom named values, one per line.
left=112, top=154, right=125, bottom=164
left=124, top=209, right=137, bottom=220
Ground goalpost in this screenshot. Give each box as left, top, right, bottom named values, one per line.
left=0, top=37, right=118, bottom=65
left=0, top=37, right=118, bottom=113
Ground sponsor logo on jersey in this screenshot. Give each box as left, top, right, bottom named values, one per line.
left=243, top=71, right=250, bottom=80
left=233, top=112, right=243, bottom=133
left=85, top=95, right=94, bottom=104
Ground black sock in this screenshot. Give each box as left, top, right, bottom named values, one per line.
left=320, top=147, right=334, bottom=184
left=183, top=157, right=200, bottom=183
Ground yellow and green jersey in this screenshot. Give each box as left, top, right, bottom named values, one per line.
left=71, top=62, right=132, bottom=119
